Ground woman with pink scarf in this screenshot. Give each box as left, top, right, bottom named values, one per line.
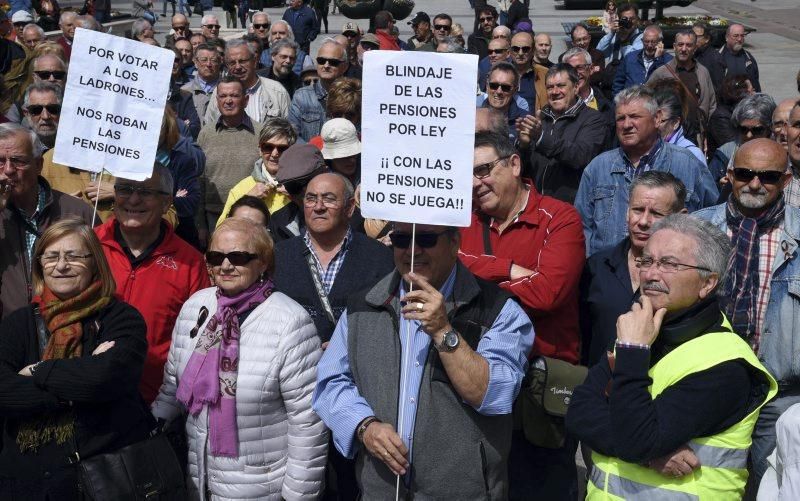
left=152, top=217, right=327, bottom=500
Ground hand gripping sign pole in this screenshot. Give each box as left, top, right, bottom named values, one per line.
left=360, top=49, right=477, bottom=499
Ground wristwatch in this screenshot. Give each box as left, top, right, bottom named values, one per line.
left=435, top=329, right=460, bottom=353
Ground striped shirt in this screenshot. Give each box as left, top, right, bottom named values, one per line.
left=303, top=227, right=352, bottom=294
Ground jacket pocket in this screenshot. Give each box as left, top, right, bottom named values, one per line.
left=591, top=185, right=616, bottom=224
left=479, top=441, right=491, bottom=498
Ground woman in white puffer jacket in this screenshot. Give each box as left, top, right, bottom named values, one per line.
left=152, top=218, right=327, bottom=500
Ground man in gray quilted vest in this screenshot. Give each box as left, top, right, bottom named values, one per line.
left=313, top=222, right=534, bottom=499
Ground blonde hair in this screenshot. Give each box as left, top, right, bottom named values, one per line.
left=31, top=217, right=116, bottom=298
left=211, top=218, right=275, bottom=275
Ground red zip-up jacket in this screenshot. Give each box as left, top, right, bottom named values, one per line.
left=96, top=219, right=210, bottom=403
left=459, top=183, right=585, bottom=364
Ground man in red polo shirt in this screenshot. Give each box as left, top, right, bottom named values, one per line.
left=459, top=130, right=585, bottom=501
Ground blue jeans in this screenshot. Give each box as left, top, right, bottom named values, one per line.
left=745, top=390, right=800, bottom=499
left=508, top=431, right=578, bottom=501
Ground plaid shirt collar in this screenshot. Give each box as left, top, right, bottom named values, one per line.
left=622, top=137, right=664, bottom=178
left=12, top=181, right=47, bottom=266
left=304, top=227, right=353, bottom=294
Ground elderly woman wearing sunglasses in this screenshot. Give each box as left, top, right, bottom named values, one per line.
left=153, top=217, right=327, bottom=500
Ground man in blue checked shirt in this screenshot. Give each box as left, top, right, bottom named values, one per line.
left=313, top=222, right=534, bottom=499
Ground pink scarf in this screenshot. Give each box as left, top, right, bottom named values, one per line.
left=176, top=279, right=274, bottom=457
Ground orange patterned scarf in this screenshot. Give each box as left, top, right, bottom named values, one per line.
left=16, top=281, right=110, bottom=453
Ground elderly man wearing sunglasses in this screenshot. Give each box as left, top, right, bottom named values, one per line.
left=314, top=212, right=533, bottom=498
left=695, top=138, right=800, bottom=496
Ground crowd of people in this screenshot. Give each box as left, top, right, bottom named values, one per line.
left=2, top=0, right=800, bottom=499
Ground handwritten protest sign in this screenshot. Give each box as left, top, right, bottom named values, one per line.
left=360, top=51, right=478, bottom=227
left=53, top=28, right=174, bottom=181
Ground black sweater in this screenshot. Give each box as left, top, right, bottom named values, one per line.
left=0, top=299, right=154, bottom=500
left=273, top=232, right=394, bottom=342
left=566, top=301, right=763, bottom=464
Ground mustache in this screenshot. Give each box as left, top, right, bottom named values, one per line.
left=642, top=281, right=669, bottom=293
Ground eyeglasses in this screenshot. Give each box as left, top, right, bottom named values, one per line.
left=510, top=45, right=532, bottom=53
left=303, top=193, right=343, bottom=208
left=344, top=32, right=359, bottom=38
left=389, top=231, right=450, bottom=249
left=473, top=155, right=510, bottom=179
left=434, top=24, right=451, bottom=32
left=226, top=57, right=252, bottom=67
left=114, top=184, right=171, bottom=199
left=316, top=57, right=343, bottom=67
left=737, top=125, right=768, bottom=137
left=205, top=251, right=259, bottom=266
left=253, top=23, right=270, bottom=29
left=26, top=104, right=61, bottom=116
left=1, top=155, right=32, bottom=170
left=203, top=24, right=221, bottom=30
left=488, top=48, right=507, bottom=55
left=195, top=56, right=220, bottom=64
left=173, top=25, right=188, bottom=30
left=488, top=82, right=513, bottom=93
left=34, top=70, right=66, bottom=80
left=479, top=17, right=495, bottom=22
left=304, top=77, right=319, bottom=86
left=731, top=167, right=785, bottom=185
left=39, top=252, right=93, bottom=268
left=635, top=257, right=711, bottom=273
left=260, top=142, right=289, bottom=154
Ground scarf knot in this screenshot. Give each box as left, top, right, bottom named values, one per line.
left=176, top=278, right=274, bottom=457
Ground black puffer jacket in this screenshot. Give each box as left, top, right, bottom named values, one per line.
left=0, top=298, right=153, bottom=501
left=529, top=101, right=609, bottom=203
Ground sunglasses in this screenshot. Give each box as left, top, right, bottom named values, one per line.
left=434, top=24, right=451, bottom=32
left=510, top=45, right=532, bottom=53
left=389, top=231, right=450, bottom=249
left=304, top=77, right=319, bottom=86
left=731, top=168, right=784, bottom=185
left=316, top=57, right=343, bottom=67
left=26, top=104, right=61, bottom=116
left=488, top=82, right=513, bottom=92
left=344, top=31, right=358, bottom=38
left=205, top=251, right=259, bottom=266
left=253, top=23, right=270, bottom=29
left=203, top=24, right=221, bottom=29
left=34, top=70, right=66, bottom=80
left=260, top=142, right=289, bottom=154
left=114, top=184, right=171, bottom=199
left=738, top=125, right=768, bottom=136
left=479, top=17, right=495, bottom=22
left=488, top=48, right=507, bottom=55
left=173, top=25, right=188, bottom=30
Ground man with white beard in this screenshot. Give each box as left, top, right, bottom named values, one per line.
left=694, top=138, right=800, bottom=496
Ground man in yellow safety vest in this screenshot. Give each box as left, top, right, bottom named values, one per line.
left=567, top=213, right=777, bottom=500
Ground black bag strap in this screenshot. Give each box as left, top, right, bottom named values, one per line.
left=482, top=218, right=493, bottom=255
left=32, top=305, right=48, bottom=359
left=304, top=249, right=337, bottom=325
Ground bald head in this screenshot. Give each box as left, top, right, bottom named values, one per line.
left=773, top=97, right=799, bottom=148
left=734, top=138, right=788, bottom=169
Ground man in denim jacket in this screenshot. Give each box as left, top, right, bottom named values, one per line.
left=694, top=138, right=800, bottom=497
left=575, top=85, right=718, bottom=256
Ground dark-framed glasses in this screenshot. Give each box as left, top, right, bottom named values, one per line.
left=26, top=104, right=61, bottom=116
left=34, top=70, right=66, bottom=80
left=737, top=125, right=769, bottom=137
left=114, top=184, right=171, bottom=199
left=253, top=23, right=270, bottom=29
left=260, top=142, right=289, bottom=154
left=473, top=155, right=510, bottom=179
left=389, top=231, right=450, bottom=249
left=635, top=256, right=711, bottom=273
left=205, top=251, right=259, bottom=266
left=488, top=82, right=513, bottom=93
left=731, top=168, right=785, bottom=185
left=316, top=57, right=343, bottom=67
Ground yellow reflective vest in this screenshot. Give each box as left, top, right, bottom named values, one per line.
left=588, top=326, right=778, bottom=500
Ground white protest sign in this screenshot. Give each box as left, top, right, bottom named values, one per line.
left=53, top=28, right=174, bottom=181
left=360, top=51, right=478, bottom=227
